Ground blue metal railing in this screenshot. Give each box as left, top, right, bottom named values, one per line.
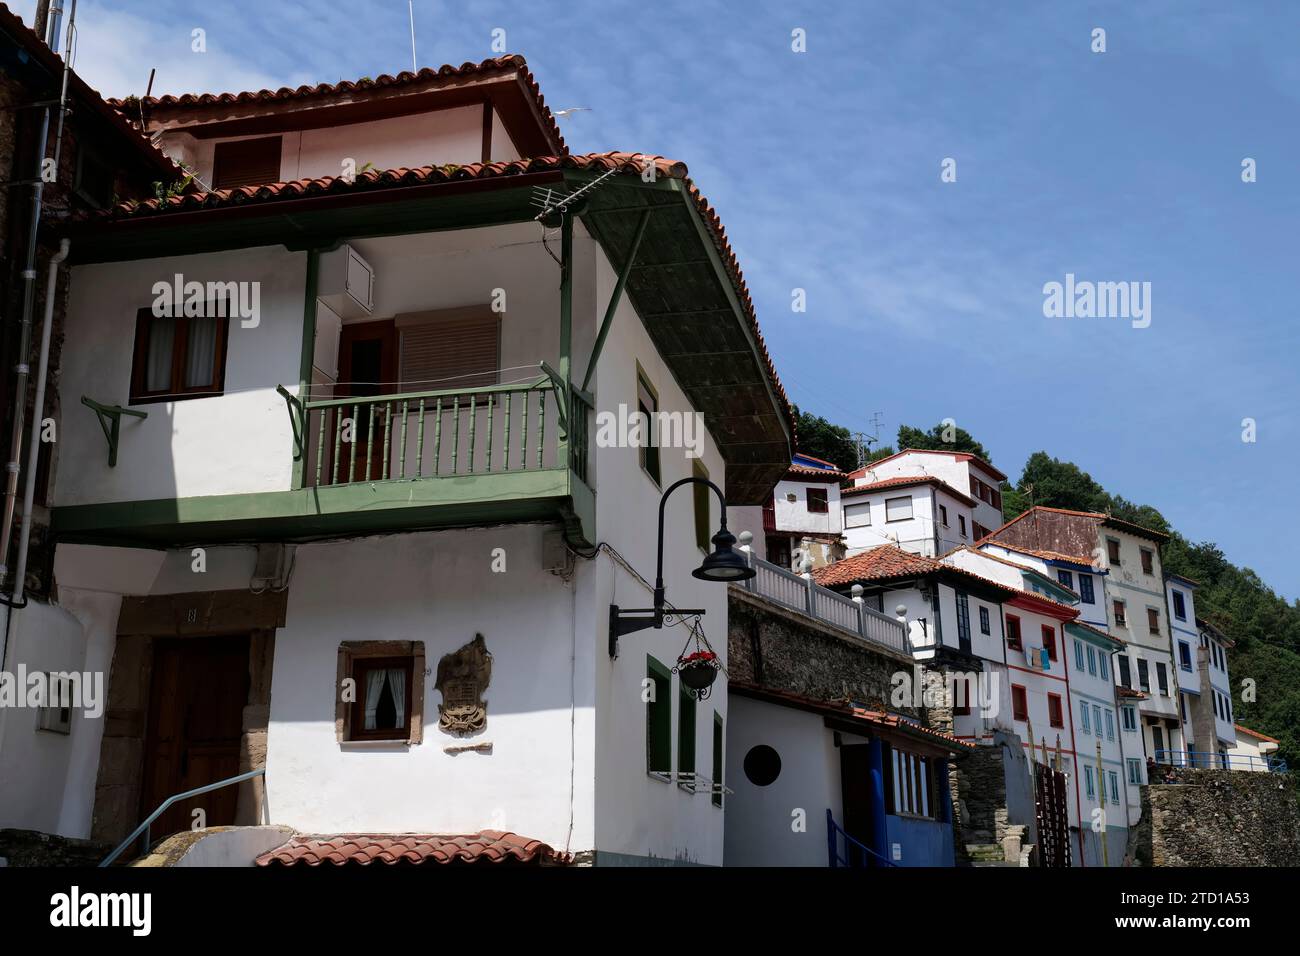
left=99, top=768, right=266, bottom=867
left=826, top=809, right=896, bottom=867
left=1153, top=750, right=1286, bottom=774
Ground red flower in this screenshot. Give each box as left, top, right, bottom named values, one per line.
left=680, top=651, right=717, bottom=664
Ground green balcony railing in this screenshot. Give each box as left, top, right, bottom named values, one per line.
left=299, top=371, right=579, bottom=488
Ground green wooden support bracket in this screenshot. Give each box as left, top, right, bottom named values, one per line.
left=81, top=396, right=147, bottom=468
left=537, top=361, right=568, bottom=433
left=276, top=385, right=304, bottom=461
left=292, top=248, right=322, bottom=489
left=581, top=208, right=651, bottom=393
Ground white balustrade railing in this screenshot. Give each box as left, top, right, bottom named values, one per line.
left=738, top=544, right=909, bottom=656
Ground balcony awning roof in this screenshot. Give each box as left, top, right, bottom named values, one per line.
left=60, top=152, right=794, bottom=503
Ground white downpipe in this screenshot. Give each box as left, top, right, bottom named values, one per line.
left=11, top=239, right=70, bottom=604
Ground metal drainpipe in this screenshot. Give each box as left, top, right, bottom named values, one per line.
left=0, top=0, right=75, bottom=591
left=10, top=239, right=70, bottom=604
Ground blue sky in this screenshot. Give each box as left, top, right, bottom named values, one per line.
left=16, top=1, right=1299, bottom=599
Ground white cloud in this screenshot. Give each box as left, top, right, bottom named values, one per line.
left=20, top=1, right=294, bottom=99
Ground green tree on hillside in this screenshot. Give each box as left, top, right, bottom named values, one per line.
left=792, top=405, right=859, bottom=472
left=897, top=423, right=992, bottom=461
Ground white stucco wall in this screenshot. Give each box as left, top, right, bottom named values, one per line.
left=771, top=477, right=842, bottom=535
left=56, top=246, right=306, bottom=506
left=265, top=526, right=597, bottom=854
left=585, top=241, right=730, bottom=865
left=724, top=695, right=851, bottom=866
left=858, top=452, right=1003, bottom=533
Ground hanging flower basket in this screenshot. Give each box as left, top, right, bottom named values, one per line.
left=677, top=650, right=719, bottom=692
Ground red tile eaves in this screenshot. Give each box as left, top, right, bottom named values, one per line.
left=86, top=150, right=796, bottom=447
left=848, top=448, right=1007, bottom=483
left=729, top=680, right=974, bottom=752
left=1234, top=724, right=1280, bottom=744
left=109, top=54, right=567, bottom=157
left=256, top=831, right=571, bottom=866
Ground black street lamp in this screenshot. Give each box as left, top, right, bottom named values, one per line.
left=608, top=476, right=754, bottom=658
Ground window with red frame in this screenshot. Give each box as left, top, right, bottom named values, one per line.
left=1041, top=623, right=1057, bottom=661
left=1140, top=548, right=1154, bottom=574
left=1147, top=607, right=1160, bottom=634
left=1006, top=614, right=1022, bottom=650
left=1048, top=693, right=1063, bottom=728
left=1011, top=684, right=1028, bottom=721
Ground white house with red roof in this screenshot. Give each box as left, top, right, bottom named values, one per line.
left=848, top=448, right=1007, bottom=541
left=1227, top=725, right=1283, bottom=772
left=727, top=452, right=845, bottom=571
left=13, top=54, right=797, bottom=867
left=842, top=474, right=979, bottom=558
left=985, top=506, right=1188, bottom=790
left=940, top=546, right=1126, bottom=865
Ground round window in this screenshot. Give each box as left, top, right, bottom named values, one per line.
left=743, top=744, right=782, bottom=787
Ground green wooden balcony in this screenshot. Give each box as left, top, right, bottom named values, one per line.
left=52, top=369, right=595, bottom=548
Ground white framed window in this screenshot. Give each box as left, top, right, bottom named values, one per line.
left=885, top=495, right=913, bottom=522
left=844, top=501, right=872, bottom=528
left=1122, top=705, right=1137, bottom=732
left=1127, top=758, right=1142, bottom=784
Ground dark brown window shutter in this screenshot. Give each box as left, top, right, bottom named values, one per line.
left=212, top=136, right=283, bottom=189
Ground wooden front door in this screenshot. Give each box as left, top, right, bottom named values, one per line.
left=337, top=320, right=397, bottom=483
left=139, top=636, right=250, bottom=845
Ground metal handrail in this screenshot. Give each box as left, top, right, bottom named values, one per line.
left=1153, top=750, right=1287, bottom=774
left=826, top=809, right=896, bottom=867
left=99, top=768, right=266, bottom=867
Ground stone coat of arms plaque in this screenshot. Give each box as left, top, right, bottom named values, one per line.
left=435, top=633, right=492, bottom=735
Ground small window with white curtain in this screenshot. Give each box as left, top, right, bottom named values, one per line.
left=129, top=303, right=230, bottom=403
left=336, top=642, right=425, bottom=745
left=350, top=657, right=413, bottom=741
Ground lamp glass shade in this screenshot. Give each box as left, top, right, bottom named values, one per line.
left=692, top=526, right=756, bottom=582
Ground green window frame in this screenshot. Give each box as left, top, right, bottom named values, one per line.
left=646, top=656, right=672, bottom=775
left=711, top=713, right=724, bottom=808
left=678, top=682, right=696, bottom=778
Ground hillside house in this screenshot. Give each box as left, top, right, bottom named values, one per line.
left=1, top=53, right=796, bottom=866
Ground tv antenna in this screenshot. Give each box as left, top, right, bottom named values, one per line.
left=407, top=1, right=418, bottom=73
left=554, top=106, right=592, bottom=118
left=531, top=164, right=622, bottom=226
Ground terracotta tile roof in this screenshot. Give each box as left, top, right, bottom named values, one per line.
left=977, top=539, right=1100, bottom=569
left=793, top=453, right=843, bottom=471
left=729, top=681, right=975, bottom=751
left=814, top=545, right=1023, bottom=603
left=842, top=474, right=976, bottom=507
left=786, top=463, right=845, bottom=480
left=77, top=148, right=797, bottom=456
left=988, top=505, right=1169, bottom=546
left=848, top=705, right=977, bottom=750
left=848, top=448, right=1007, bottom=483
left=93, top=151, right=684, bottom=220
left=1234, top=724, right=1280, bottom=744
left=1116, top=686, right=1147, bottom=699
left=108, top=54, right=567, bottom=155
left=813, top=545, right=943, bottom=588
left=255, top=831, right=570, bottom=866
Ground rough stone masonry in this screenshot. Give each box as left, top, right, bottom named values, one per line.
left=1127, top=766, right=1300, bottom=866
